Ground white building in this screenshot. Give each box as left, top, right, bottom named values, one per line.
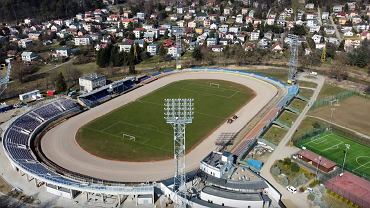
left=21, top=52, right=38, bottom=62
left=147, top=43, right=158, bottom=56
left=167, top=46, right=178, bottom=57
left=55, top=48, right=71, bottom=58
left=19, top=90, right=42, bottom=102
left=79, top=73, right=106, bottom=93
left=200, top=151, right=233, bottom=179
left=74, top=36, right=92, bottom=46
left=18, top=39, right=33, bottom=49
left=250, top=32, right=260, bottom=41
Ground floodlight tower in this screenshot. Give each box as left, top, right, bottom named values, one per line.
left=175, top=0, right=184, bottom=70
left=287, top=34, right=299, bottom=84
left=164, top=98, right=194, bottom=206
left=0, top=63, right=11, bottom=97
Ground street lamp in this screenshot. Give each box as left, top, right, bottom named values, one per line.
left=316, top=156, right=322, bottom=180
left=341, top=144, right=350, bottom=175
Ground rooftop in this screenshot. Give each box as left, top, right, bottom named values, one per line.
left=80, top=73, right=105, bottom=81
left=298, top=150, right=336, bottom=169
left=202, top=186, right=263, bottom=201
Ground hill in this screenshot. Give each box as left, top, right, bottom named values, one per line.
left=0, top=0, right=103, bottom=23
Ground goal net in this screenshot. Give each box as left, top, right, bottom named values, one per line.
left=209, top=82, right=220, bottom=88
left=122, top=133, right=136, bottom=141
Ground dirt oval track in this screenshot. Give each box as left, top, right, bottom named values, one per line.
left=40, top=71, right=278, bottom=182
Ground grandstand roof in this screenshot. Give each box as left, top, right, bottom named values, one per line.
left=298, top=150, right=336, bottom=169
left=202, top=186, right=263, bottom=201
left=205, top=174, right=268, bottom=190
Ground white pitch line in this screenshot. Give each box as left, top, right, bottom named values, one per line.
left=322, top=141, right=343, bottom=152
left=353, top=161, right=370, bottom=172
left=305, top=133, right=332, bottom=145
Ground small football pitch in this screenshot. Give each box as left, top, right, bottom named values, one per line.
left=76, top=79, right=255, bottom=161
left=298, top=132, right=370, bottom=180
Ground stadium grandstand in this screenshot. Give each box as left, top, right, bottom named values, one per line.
left=1, top=68, right=298, bottom=207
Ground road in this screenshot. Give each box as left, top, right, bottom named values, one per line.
left=260, top=73, right=325, bottom=208
left=329, top=15, right=342, bottom=42
left=317, top=7, right=322, bottom=26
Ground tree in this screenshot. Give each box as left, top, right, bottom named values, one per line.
left=192, top=46, right=202, bottom=61
left=159, top=44, right=167, bottom=57
left=54, top=72, right=67, bottom=93
left=128, top=63, right=136, bottom=74
left=290, top=162, right=300, bottom=172
left=347, top=40, right=370, bottom=68
left=96, top=46, right=112, bottom=68
left=291, top=24, right=307, bottom=36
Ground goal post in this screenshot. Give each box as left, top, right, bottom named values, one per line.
left=122, top=133, right=136, bottom=141
left=209, top=82, right=220, bottom=88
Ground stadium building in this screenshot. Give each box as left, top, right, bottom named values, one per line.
left=1, top=68, right=300, bottom=207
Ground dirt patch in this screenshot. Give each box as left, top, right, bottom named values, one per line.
left=310, top=96, right=370, bottom=136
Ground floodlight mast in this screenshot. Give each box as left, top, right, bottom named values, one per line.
left=164, top=99, right=194, bottom=207
left=287, top=34, right=299, bottom=84
left=175, top=0, right=184, bottom=70
left=0, top=63, right=11, bottom=97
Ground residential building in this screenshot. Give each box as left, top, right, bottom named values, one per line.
left=21, top=52, right=38, bottom=62
left=147, top=43, right=158, bottom=56
left=79, top=73, right=106, bottom=93
left=74, top=36, right=92, bottom=46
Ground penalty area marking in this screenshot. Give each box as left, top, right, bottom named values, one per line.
left=352, top=156, right=370, bottom=172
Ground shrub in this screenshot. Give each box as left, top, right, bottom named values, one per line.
left=307, top=193, right=315, bottom=201
left=309, top=179, right=320, bottom=187
left=299, top=186, right=306, bottom=192
left=290, top=162, right=300, bottom=172
left=283, top=158, right=292, bottom=165
left=271, top=166, right=281, bottom=176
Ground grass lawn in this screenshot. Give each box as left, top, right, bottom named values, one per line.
left=278, top=111, right=298, bottom=127
left=292, top=117, right=327, bottom=141
left=247, top=69, right=288, bottom=83
left=262, top=126, right=288, bottom=145
left=298, top=132, right=370, bottom=180
left=318, top=84, right=348, bottom=100
left=289, top=99, right=307, bottom=112
left=76, top=79, right=255, bottom=161
left=298, top=80, right=317, bottom=89
left=309, top=96, right=370, bottom=136
left=299, top=88, right=314, bottom=99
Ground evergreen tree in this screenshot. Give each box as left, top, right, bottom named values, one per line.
left=54, top=72, right=67, bottom=93
left=192, top=46, right=203, bottom=61
left=159, top=44, right=167, bottom=57
left=129, top=62, right=136, bottom=74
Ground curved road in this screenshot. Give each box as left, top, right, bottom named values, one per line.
left=40, top=71, right=278, bottom=182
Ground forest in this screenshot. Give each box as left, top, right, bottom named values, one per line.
left=0, top=0, right=104, bottom=23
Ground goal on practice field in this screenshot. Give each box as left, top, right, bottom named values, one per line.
left=209, top=82, right=220, bottom=88
left=122, top=133, right=136, bottom=141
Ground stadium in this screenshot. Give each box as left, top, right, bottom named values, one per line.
left=1, top=68, right=298, bottom=206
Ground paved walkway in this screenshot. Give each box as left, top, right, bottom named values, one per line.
left=260, top=73, right=325, bottom=208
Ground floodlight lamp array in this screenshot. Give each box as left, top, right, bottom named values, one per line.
left=164, top=99, right=194, bottom=124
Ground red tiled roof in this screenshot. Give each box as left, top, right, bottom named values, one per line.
left=298, top=150, right=336, bottom=169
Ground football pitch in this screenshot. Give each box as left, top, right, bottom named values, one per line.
left=299, top=132, right=370, bottom=179
left=76, top=79, right=255, bottom=161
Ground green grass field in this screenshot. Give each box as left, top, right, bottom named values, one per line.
left=76, top=79, right=255, bottom=161
left=298, top=132, right=370, bottom=179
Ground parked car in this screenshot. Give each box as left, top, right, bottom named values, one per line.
left=287, top=186, right=297, bottom=194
